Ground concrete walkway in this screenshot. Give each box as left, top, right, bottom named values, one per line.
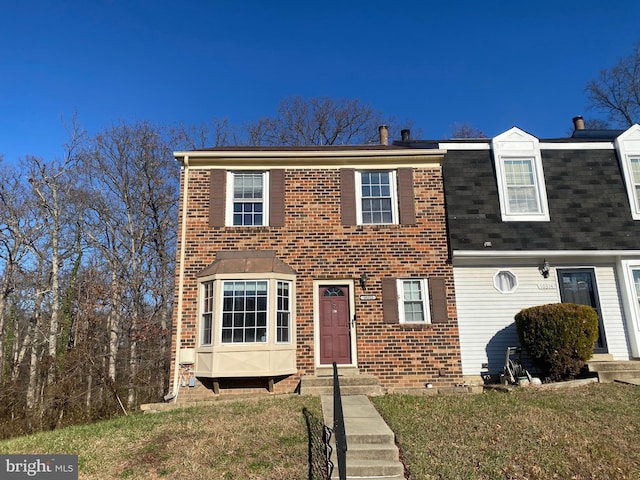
left=321, top=395, right=404, bottom=479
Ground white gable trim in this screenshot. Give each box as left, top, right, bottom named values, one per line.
left=615, top=124, right=640, bottom=220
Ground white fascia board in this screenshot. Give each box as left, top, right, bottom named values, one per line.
left=539, top=142, right=615, bottom=150
left=453, top=250, right=640, bottom=259
left=174, top=148, right=444, bottom=158
left=439, top=142, right=615, bottom=151
left=439, top=142, right=490, bottom=150
left=173, top=148, right=446, bottom=169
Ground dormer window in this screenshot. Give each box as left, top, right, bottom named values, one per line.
left=492, top=127, right=550, bottom=222
left=615, top=125, right=640, bottom=220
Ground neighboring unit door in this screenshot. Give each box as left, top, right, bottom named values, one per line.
left=557, top=268, right=608, bottom=353
left=319, top=285, right=351, bottom=365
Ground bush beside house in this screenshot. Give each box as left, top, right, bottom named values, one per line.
left=515, top=303, right=599, bottom=380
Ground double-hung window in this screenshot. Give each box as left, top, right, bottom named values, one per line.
left=201, top=281, right=214, bottom=345
left=356, top=170, right=398, bottom=224
left=397, top=279, right=430, bottom=324
left=492, top=127, right=549, bottom=221
left=276, top=281, right=291, bottom=343
left=502, top=158, right=541, bottom=214
left=615, top=125, right=640, bottom=220
left=630, top=157, right=640, bottom=210
left=228, top=171, right=269, bottom=226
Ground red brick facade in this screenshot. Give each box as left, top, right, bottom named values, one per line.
left=170, top=148, right=463, bottom=395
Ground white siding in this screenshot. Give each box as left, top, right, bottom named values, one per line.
left=454, top=263, right=631, bottom=379
left=454, top=266, right=559, bottom=378
left=594, top=266, right=630, bottom=360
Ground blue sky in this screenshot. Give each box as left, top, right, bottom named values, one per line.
left=2, top=1, right=639, bottom=163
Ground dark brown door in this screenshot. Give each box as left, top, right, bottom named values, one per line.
left=319, top=285, right=351, bottom=365
left=558, top=268, right=608, bottom=353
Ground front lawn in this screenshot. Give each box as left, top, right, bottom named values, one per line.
left=372, top=383, right=640, bottom=479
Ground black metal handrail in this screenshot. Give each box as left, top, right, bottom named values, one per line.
left=332, top=361, right=347, bottom=480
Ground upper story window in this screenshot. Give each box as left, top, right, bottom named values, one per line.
left=226, top=171, right=269, bottom=226
left=356, top=170, right=398, bottom=224
left=615, top=125, right=640, bottom=220
left=492, top=127, right=550, bottom=222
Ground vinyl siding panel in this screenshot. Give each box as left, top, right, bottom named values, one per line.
left=455, top=262, right=632, bottom=379
left=594, top=266, right=630, bottom=360
left=454, top=266, right=559, bottom=378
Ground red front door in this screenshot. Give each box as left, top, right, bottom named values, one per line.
left=319, top=285, right=351, bottom=365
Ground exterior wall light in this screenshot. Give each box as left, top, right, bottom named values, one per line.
left=539, top=259, right=550, bottom=278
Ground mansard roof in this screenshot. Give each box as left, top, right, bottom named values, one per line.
left=442, top=140, right=640, bottom=252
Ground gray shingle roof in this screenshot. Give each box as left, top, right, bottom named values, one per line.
left=442, top=148, right=640, bottom=251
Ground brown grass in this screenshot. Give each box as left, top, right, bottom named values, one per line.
left=372, top=382, right=640, bottom=480
left=0, top=395, right=322, bottom=480
left=3, top=383, right=639, bottom=479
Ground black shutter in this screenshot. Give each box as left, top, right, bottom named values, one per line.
left=209, top=170, right=226, bottom=227
left=429, top=278, right=448, bottom=323
left=269, top=169, right=285, bottom=227
left=340, top=168, right=356, bottom=226
left=382, top=278, right=399, bottom=324
left=397, top=168, right=416, bottom=225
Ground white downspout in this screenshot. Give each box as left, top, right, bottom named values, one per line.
left=171, top=155, right=190, bottom=399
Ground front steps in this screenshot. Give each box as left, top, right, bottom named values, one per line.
left=300, top=370, right=384, bottom=396
left=321, top=395, right=404, bottom=480
left=587, top=359, right=640, bottom=383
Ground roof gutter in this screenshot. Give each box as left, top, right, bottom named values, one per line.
left=453, top=249, right=640, bottom=259
left=173, top=148, right=446, bottom=169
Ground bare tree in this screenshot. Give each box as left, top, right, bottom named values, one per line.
left=246, top=96, right=400, bottom=146
left=0, top=165, right=38, bottom=383
left=24, top=119, right=85, bottom=388
left=171, top=117, right=240, bottom=149
left=449, top=122, right=487, bottom=139
left=585, top=42, right=640, bottom=127
left=81, top=121, right=177, bottom=406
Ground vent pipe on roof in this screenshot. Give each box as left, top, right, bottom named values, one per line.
left=378, top=125, right=389, bottom=145
left=401, top=129, right=411, bottom=142
left=572, top=115, right=585, bottom=130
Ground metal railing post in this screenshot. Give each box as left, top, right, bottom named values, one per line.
left=333, top=362, right=347, bottom=480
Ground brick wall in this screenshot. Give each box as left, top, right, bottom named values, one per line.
left=171, top=166, right=463, bottom=393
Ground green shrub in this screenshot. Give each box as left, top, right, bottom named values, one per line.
left=514, top=303, right=599, bottom=380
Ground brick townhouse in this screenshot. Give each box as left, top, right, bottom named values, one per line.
left=168, top=128, right=463, bottom=398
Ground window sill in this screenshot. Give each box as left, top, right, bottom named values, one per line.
left=398, top=322, right=432, bottom=329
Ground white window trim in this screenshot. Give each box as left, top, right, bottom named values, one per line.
left=621, top=260, right=640, bottom=334
left=397, top=278, right=431, bottom=324
left=355, top=170, right=399, bottom=225
left=492, top=127, right=550, bottom=222
left=493, top=269, right=518, bottom=294
left=225, top=171, right=270, bottom=226
left=615, top=124, right=640, bottom=220
left=198, top=274, right=294, bottom=347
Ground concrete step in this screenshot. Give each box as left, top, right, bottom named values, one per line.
left=300, top=374, right=383, bottom=396
left=587, top=360, right=640, bottom=383
left=315, top=366, right=361, bottom=377
left=587, top=360, right=640, bottom=372
left=329, top=459, right=404, bottom=479
left=344, top=442, right=399, bottom=461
